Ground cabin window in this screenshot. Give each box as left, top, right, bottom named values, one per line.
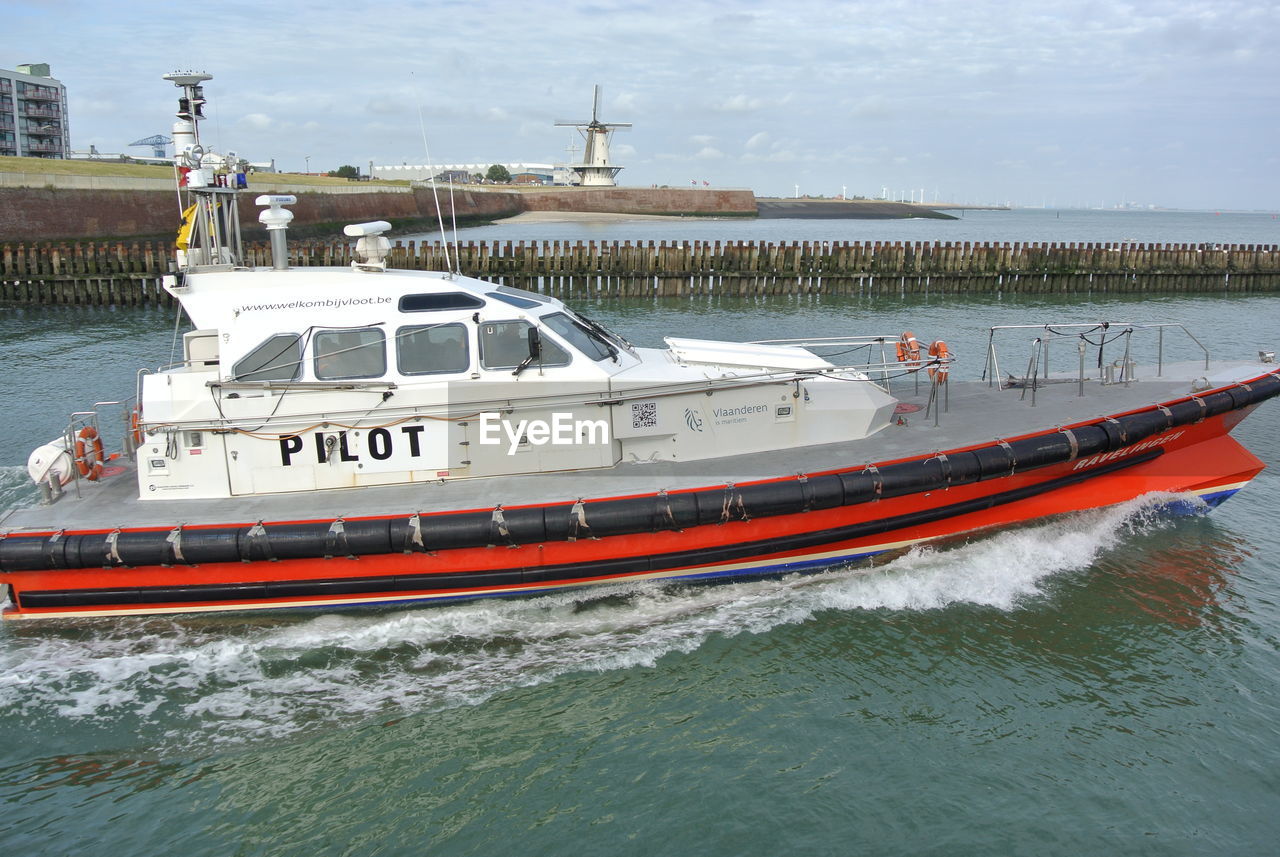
left=399, top=292, right=485, bottom=312
left=486, top=291, right=543, bottom=309
left=314, top=328, right=387, bottom=380
left=479, top=320, right=570, bottom=370
left=542, top=312, right=615, bottom=361
left=232, top=333, right=302, bottom=382
left=396, top=323, right=471, bottom=375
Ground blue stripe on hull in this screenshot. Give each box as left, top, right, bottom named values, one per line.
left=1159, top=488, right=1242, bottom=516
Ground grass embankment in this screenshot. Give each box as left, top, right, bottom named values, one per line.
left=0, top=156, right=410, bottom=187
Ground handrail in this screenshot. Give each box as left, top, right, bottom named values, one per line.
left=984, top=320, right=1210, bottom=394
left=751, top=335, right=910, bottom=389
left=55, top=398, right=138, bottom=499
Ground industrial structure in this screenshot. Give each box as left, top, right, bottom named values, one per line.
left=371, top=162, right=563, bottom=184
left=0, top=63, right=69, bottom=159
left=130, top=134, right=173, bottom=158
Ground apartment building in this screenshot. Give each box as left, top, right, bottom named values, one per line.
left=0, top=63, right=70, bottom=159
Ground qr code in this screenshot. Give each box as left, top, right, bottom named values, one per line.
left=631, top=401, right=658, bottom=429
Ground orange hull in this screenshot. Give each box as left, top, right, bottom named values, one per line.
left=1, top=408, right=1265, bottom=621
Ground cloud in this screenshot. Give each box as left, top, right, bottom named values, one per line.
left=364, top=98, right=402, bottom=117
left=849, top=96, right=892, bottom=119
left=612, top=92, right=640, bottom=112
left=745, top=131, right=770, bottom=151
left=694, top=146, right=725, bottom=160
left=239, top=113, right=273, bottom=131
left=742, top=148, right=799, bottom=164
left=715, top=94, right=766, bottom=113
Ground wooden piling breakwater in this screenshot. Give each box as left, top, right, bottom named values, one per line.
left=4, top=238, right=1280, bottom=306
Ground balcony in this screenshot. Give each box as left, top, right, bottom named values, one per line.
left=17, top=88, right=57, bottom=102
left=24, top=140, right=62, bottom=153
left=21, top=103, right=60, bottom=119
left=24, top=123, right=61, bottom=136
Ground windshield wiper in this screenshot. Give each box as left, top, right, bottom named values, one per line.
left=575, top=314, right=622, bottom=362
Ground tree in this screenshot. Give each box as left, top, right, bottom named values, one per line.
left=327, top=164, right=360, bottom=179
left=485, top=164, right=511, bottom=183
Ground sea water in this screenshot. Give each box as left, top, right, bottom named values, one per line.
left=2, top=210, right=1279, bottom=856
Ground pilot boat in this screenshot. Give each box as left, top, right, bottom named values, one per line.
left=2, top=74, right=1279, bottom=620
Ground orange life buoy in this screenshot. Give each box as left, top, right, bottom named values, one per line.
left=129, top=407, right=144, bottom=447
left=74, top=426, right=106, bottom=481
left=896, top=330, right=923, bottom=371
left=928, top=340, right=950, bottom=383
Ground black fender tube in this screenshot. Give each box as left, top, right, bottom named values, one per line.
left=0, top=536, right=46, bottom=570
left=805, top=474, right=846, bottom=511
left=973, top=444, right=1016, bottom=480
left=944, top=450, right=983, bottom=486
left=664, top=491, right=701, bottom=530
left=1009, top=434, right=1072, bottom=470
left=1166, top=397, right=1205, bottom=425
left=173, top=529, right=241, bottom=565
left=1250, top=374, right=1280, bottom=403
left=491, top=505, right=548, bottom=545
left=879, top=458, right=944, bottom=499
left=738, top=480, right=807, bottom=518
left=418, top=512, right=493, bottom=551
left=1117, top=409, right=1172, bottom=444
left=1203, top=390, right=1236, bottom=418
left=837, top=468, right=881, bottom=504
left=1227, top=386, right=1254, bottom=410
left=1070, top=424, right=1111, bottom=458
left=1099, top=419, right=1128, bottom=451
left=575, top=497, right=655, bottom=538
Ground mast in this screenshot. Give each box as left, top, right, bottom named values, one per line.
left=164, top=71, right=247, bottom=270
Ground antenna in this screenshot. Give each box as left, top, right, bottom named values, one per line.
left=410, top=72, right=453, bottom=276
left=449, top=181, right=461, bottom=275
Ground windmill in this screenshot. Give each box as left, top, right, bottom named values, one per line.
left=129, top=134, right=173, bottom=158
left=555, top=85, right=631, bottom=186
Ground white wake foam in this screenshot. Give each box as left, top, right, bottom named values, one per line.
left=0, top=465, right=39, bottom=519
left=0, top=496, right=1179, bottom=747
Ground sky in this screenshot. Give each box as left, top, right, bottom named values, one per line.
left=4, top=0, right=1278, bottom=210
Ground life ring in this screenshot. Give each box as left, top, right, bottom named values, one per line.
left=74, top=426, right=106, bottom=481
left=129, top=407, right=144, bottom=447
left=928, top=340, right=950, bottom=383
left=896, top=331, right=922, bottom=371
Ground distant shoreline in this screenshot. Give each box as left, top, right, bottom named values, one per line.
left=493, top=211, right=698, bottom=225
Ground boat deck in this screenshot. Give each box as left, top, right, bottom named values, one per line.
left=2, top=361, right=1266, bottom=534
